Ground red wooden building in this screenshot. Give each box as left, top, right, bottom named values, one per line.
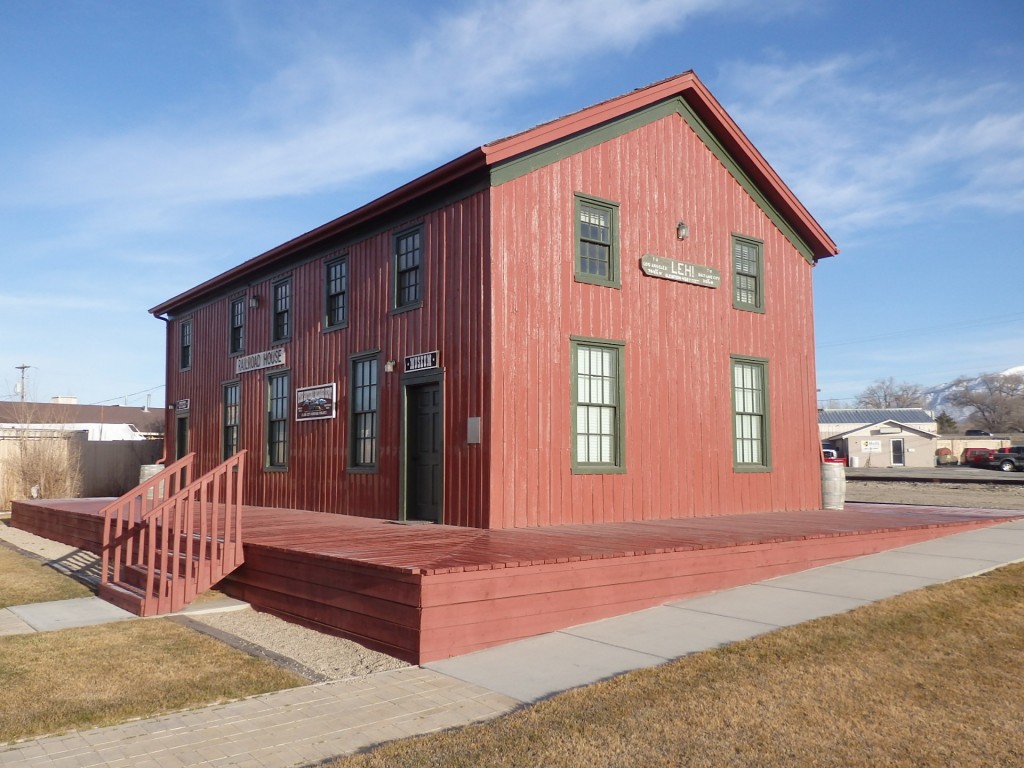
left=20, top=73, right=1022, bottom=661
left=151, top=71, right=839, bottom=531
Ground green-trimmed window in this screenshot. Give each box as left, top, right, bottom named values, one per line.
left=223, top=381, right=240, bottom=460
left=733, top=235, right=764, bottom=312
left=229, top=298, right=245, bottom=355
left=272, top=279, right=291, bottom=342
left=266, top=371, right=289, bottom=469
left=349, top=355, right=379, bottom=469
left=731, top=356, right=770, bottom=470
left=571, top=338, right=625, bottom=474
left=575, top=194, right=620, bottom=288
left=325, top=255, right=348, bottom=329
left=393, top=228, right=422, bottom=310
left=179, top=319, right=192, bottom=371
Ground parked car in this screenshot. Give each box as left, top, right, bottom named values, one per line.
left=965, top=429, right=994, bottom=437
left=962, top=447, right=995, bottom=467
left=987, top=446, right=1024, bottom=472
left=821, top=448, right=846, bottom=465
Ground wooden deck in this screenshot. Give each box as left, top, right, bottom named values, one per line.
left=10, top=499, right=1022, bottom=663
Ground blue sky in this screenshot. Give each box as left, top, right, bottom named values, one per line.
left=2, top=0, right=1022, bottom=409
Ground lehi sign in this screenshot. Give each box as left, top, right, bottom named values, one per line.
left=640, top=254, right=720, bottom=288
left=235, top=347, right=286, bottom=375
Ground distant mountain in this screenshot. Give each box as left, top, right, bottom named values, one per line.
left=923, top=365, right=1024, bottom=422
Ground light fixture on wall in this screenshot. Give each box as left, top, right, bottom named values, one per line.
left=676, top=221, right=690, bottom=240
left=384, top=360, right=397, bottom=373
left=249, top=295, right=260, bottom=309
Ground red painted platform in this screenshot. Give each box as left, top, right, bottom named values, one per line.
left=10, top=499, right=1021, bottom=663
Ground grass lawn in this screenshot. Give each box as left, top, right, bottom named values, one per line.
left=0, top=541, right=307, bottom=745
left=329, top=563, right=1024, bottom=768
left=0, top=538, right=93, bottom=609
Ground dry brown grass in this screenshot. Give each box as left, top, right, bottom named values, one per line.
left=331, top=563, right=1024, bottom=768
left=0, top=619, right=307, bottom=744
left=0, top=543, right=92, bottom=609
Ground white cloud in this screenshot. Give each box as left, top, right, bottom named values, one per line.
left=719, top=56, right=1024, bottom=236
left=9, top=0, right=755, bottom=215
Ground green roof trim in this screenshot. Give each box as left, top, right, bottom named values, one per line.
left=489, top=96, right=815, bottom=264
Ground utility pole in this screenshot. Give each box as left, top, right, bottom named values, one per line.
left=15, top=364, right=30, bottom=402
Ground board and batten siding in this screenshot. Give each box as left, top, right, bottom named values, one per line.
left=487, top=110, right=821, bottom=529
left=164, top=189, right=491, bottom=526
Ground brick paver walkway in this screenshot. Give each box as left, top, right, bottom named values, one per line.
left=0, top=666, right=518, bottom=767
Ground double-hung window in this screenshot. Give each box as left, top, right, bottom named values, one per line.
left=731, top=356, right=770, bottom=471
left=229, top=298, right=245, bottom=355
left=266, top=371, right=289, bottom=469
left=349, top=354, right=379, bottom=469
left=574, top=194, right=620, bottom=288
left=393, top=228, right=422, bottom=310
left=733, top=235, right=764, bottom=312
left=179, top=319, right=192, bottom=371
left=325, top=255, right=348, bottom=329
left=272, top=279, right=291, bottom=342
left=571, top=337, right=625, bottom=474
left=223, top=381, right=240, bottom=460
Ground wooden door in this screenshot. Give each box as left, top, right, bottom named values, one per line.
left=407, top=383, right=442, bottom=522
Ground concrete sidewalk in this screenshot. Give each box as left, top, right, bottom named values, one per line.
left=1, top=519, right=1022, bottom=767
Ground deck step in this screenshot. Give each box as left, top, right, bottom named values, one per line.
left=98, top=581, right=148, bottom=616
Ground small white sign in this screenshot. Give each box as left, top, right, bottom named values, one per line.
left=861, top=440, right=882, bottom=453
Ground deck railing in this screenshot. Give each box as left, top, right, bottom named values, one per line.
left=99, top=451, right=246, bottom=616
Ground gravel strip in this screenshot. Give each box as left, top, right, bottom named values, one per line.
left=184, top=607, right=410, bottom=681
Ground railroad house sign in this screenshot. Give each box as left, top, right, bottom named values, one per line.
left=404, top=350, right=439, bottom=373
left=640, top=254, right=721, bottom=288
left=235, top=347, right=286, bottom=375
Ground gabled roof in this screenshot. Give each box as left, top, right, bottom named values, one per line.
left=829, top=419, right=940, bottom=441
left=818, top=408, right=935, bottom=425
left=151, top=71, right=838, bottom=317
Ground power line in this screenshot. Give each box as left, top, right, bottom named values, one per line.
left=88, top=385, right=165, bottom=409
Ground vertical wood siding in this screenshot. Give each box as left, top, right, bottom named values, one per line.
left=164, top=189, right=490, bottom=526
left=488, top=111, right=821, bottom=528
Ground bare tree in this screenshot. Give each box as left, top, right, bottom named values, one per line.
left=855, top=377, right=926, bottom=409
left=946, top=373, right=1024, bottom=432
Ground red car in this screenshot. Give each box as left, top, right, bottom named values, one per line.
left=962, top=448, right=995, bottom=466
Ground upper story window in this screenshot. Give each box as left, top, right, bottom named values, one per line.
left=393, top=228, right=422, bottom=311
left=574, top=194, right=620, bottom=288
left=272, top=279, right=291, bottom=342
left=229, top=297, right=245, bottom=355
left=733, top=235, right=765, bottom=312
left=571, top=337, right=626, bottom=474
left=731, top=355, right=770, bottom=471
left=325, top=256, right=348, bottom=329
left=179, top=319, right=193, bottom=371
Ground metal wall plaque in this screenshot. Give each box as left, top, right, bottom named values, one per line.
left=640, top=254, right=721, bottom=288
left=296, top=383, right=337, bottom=421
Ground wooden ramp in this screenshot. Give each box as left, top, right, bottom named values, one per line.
left=11, top=500, right=1021, bottom=663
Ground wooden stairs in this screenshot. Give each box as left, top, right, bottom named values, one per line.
left=98, top=451, right=246, bottom=617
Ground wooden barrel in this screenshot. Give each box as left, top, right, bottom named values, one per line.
left=821, top=462, right=846, bottom=510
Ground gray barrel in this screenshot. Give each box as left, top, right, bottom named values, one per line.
left=139, top=464, right=164, bottom=483
left=821, top=462, right=846, bottom=510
